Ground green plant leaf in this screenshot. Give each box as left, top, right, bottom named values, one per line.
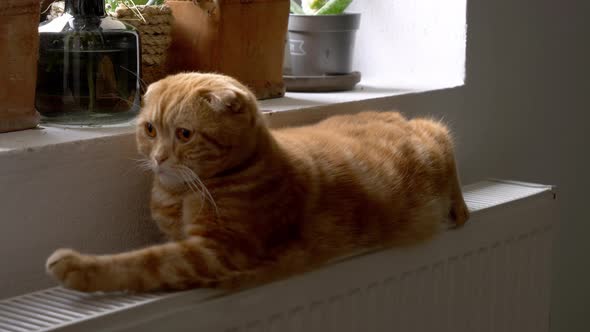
left=315, top=0, right=353, bottom=15
left=301, top=0, right=318, bottom=15
left=290, top=1, right=305, bottom=14
left=308, top=0, right=328, bottom=11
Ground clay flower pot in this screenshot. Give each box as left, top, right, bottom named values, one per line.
left=166, top=0, right=290, bottom=100
left=0, top=0, right=41, bottom=133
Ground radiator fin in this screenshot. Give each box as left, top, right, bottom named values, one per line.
left=223, top=228, right=554, bottom=332
left=0, top=288, right=161, bottom=332
left=463, top=180, right=552, bottom=211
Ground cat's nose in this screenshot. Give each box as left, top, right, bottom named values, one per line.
left=155, top=155, right=168, bottom=165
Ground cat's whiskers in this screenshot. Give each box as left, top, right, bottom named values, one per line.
left=119, top=65, right=149, bottom=93
left=176, top=165, right=220, bottom=218
left=173, top=166, right=213, bottom=218
left=173, top=167, right=196, bottom=192
left=185, top=167, right=219, bottom=217
left=180, top=169, right=213, bottom=216
left=120, top=158, right=149, bottom=177
left=174, top=169, right=202, bottom=205
left=174, top=167, right=207, bottom=215
left=131, top=158, right=155, bottom=172
left=110, top=95, right=141, bottom=110
left=172, top=166, right=212, bottom=215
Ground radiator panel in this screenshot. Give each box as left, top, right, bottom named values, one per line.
left=0, top=180, right=557, bottom=332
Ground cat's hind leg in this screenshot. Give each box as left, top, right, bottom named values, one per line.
left=448, top=168, right=469, bottom=227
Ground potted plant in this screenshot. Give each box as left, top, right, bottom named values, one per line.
left=0, top=0, right=41, bottom=133
left=287, top=0, right=360, bottom=80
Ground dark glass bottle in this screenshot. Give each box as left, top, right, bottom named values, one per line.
left=36, top=0, right=141, bottom=125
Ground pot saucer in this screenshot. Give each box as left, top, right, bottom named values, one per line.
left=283, top=71, right=361, bottom=92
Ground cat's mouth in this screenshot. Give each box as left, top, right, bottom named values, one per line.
left=152, top=165, right=173, bottom=178
left=156, top=168, right=176, bottom=178
left=156, top=169, right=184, bottom=187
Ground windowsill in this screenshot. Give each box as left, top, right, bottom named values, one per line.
left=0, top=83, right=455, bottom=155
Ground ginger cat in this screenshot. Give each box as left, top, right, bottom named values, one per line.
left=46, top=73, right=469, bottom=292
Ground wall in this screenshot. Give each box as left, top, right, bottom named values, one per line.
left=0, top=135, right=162, bottom=297
left=361, top=1, right=589, bottom=331
left=349, top=0, right=466, bottom=88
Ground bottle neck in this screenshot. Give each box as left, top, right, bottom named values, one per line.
left=65, top=0, right=106, bottom=17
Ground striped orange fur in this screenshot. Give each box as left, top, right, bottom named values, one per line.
left=46, top=73, right=469, bottom=292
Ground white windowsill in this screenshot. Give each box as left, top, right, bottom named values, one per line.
left=0, top=83, right=446, bottom=155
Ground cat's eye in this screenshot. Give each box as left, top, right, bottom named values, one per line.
left=176, top=128, right=193, bottom=143
left=145, top=122, right=156, bottom=138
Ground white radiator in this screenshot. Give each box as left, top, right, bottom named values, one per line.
left=0, top=180, right=557, bottom=332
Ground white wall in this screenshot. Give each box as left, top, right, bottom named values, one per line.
left=0, top=135, right=162, bottom=297
left=349, top=0, right=466, bottom=87
left=357, top=1, right=590, bottom=331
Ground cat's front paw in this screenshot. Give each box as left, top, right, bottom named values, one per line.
left=46, top=249, right=97, bottom=292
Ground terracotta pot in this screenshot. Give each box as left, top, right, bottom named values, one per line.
left=166, top=0, right=290, bottom=100
left=0, top=0, right=41, bottom=133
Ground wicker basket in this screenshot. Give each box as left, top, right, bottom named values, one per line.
left=114, top=5, right=173, bottom=86
left=0, top=0, right=41, bottom=133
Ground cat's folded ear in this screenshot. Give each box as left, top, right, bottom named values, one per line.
left=202, top=89, right=246, bottom=113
